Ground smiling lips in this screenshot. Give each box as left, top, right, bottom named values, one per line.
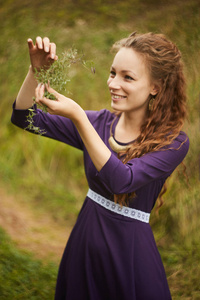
left=111, top=93, right=127, bottom=100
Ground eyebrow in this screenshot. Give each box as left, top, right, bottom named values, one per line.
left=111, top=66, right=137, bottom=77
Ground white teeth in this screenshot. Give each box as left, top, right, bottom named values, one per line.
left=112, top=95, right=126, bottom=99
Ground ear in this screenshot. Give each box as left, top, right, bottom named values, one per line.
left=150, top=83, right=160, bottom=96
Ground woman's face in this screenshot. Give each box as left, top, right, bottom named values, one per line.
left=107, top=47, right=157, bottom=116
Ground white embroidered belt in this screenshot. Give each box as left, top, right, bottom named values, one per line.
left=87, top=189, right=150, bottom=223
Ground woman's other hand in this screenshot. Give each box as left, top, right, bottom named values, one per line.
left=28, top=37, right=58, bottom=72
left=35, top=83, right=81, bottom=120
left=35, top=83, right=111, bottom=172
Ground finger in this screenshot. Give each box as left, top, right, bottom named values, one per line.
left=38, top=97, right=52, bottom=107
left=38, top=84, right=45, bottom=99
left=35, top=93, right=53, bottom=111
left=49, top=42, right=56, bottom=60
left=36, top=36, right=43, bottom=49
left=45, top=82, right=59, bottom=98
left=35, top=83, right=41, bottom=101
left=35, top=83, right=40, bottom=100
left=43, top=37, right=50, bottom=53
left=35, top=83, right=45, bottom=103
left=27, top=38, right=34, bottom=50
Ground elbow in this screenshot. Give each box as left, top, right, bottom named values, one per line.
left=11, top=113, right=16, bottom=125
left=11, top=111, right=28, bottom=130
left=107, top=180, right=134, bottom=195
left=11, top=113, right=17, bottom=126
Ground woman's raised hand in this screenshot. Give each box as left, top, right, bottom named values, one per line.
left=28, top=37, right=58, bottom=71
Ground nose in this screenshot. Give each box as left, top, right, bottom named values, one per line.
left=107, top=76, right=121, bottom=90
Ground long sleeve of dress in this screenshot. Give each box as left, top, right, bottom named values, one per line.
left=11, top=101, right=84, bottom=150
left=97, top=133, right=189, bottom=194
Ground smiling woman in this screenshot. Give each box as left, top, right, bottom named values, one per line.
left=11, top=32, right=189, bottom=300
left=108, top=47, right=158, bottom=142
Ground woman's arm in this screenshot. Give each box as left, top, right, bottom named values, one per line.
left=15, top=66, right=38, bottom=109
left=74, top=110, right=111, bottom=172
left=97, top=134, right=189, bottom=194
left=16, top=37, right=58, bottom=110
left=15, top=36, right=111, bottom=170
left=35, top=84, right=111, bottom=172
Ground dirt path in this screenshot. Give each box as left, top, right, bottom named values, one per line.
left=0, top=187, right=73, bottom=263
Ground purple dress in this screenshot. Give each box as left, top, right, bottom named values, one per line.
left=11, top=104, right=189, bottom=300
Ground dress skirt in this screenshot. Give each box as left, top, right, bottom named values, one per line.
left=54, top=197, right=171, bottom=300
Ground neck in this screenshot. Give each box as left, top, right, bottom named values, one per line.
left=115, top=110, right=146, bottom=143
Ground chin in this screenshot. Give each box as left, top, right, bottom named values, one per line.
left=111, top=104, right=125, bottom=113
left=111, top=102, right=123, bottom=110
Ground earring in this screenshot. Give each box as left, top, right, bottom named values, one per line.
left=149, top=97, right=154, bottom=111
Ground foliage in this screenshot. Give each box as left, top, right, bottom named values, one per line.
left=26, top=49, right=94, bottom=134
left=34, top=49, right=94, bottom=91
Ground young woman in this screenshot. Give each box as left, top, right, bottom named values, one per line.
left=11, top=32, right=189, bottom=299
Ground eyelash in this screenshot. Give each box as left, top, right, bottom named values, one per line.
left=125, top=75, right=134, bottom=81
left=110, top=71, right=134, bottom=81
left=110, top=71, right=116, bottom=77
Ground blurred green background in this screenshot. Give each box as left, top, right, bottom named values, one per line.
left=0, top=0, right=200, bottom=299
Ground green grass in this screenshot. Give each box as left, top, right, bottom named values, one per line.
left=0, top=0, right=200, bottom=298
left=0, top=227, right=57, bottom=300
left=160, top=244, right=200, bottom=300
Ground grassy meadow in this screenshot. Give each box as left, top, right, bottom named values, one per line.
left=0, top=0, right=200, bottom=299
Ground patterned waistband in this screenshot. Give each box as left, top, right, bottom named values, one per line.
left=87, top=189, right=150, bottom=223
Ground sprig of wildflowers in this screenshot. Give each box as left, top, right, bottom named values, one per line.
left=26, top=48, right=94, bottom=134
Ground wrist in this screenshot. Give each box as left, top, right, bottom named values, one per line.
left=72, top=106, right=87, bottom=125
left=27, top=65, right=38, bottom=84
left=29, top=65, right=35, bottom=73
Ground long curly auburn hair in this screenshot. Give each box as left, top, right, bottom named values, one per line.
left=112, top=32, right=188, bottom=207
